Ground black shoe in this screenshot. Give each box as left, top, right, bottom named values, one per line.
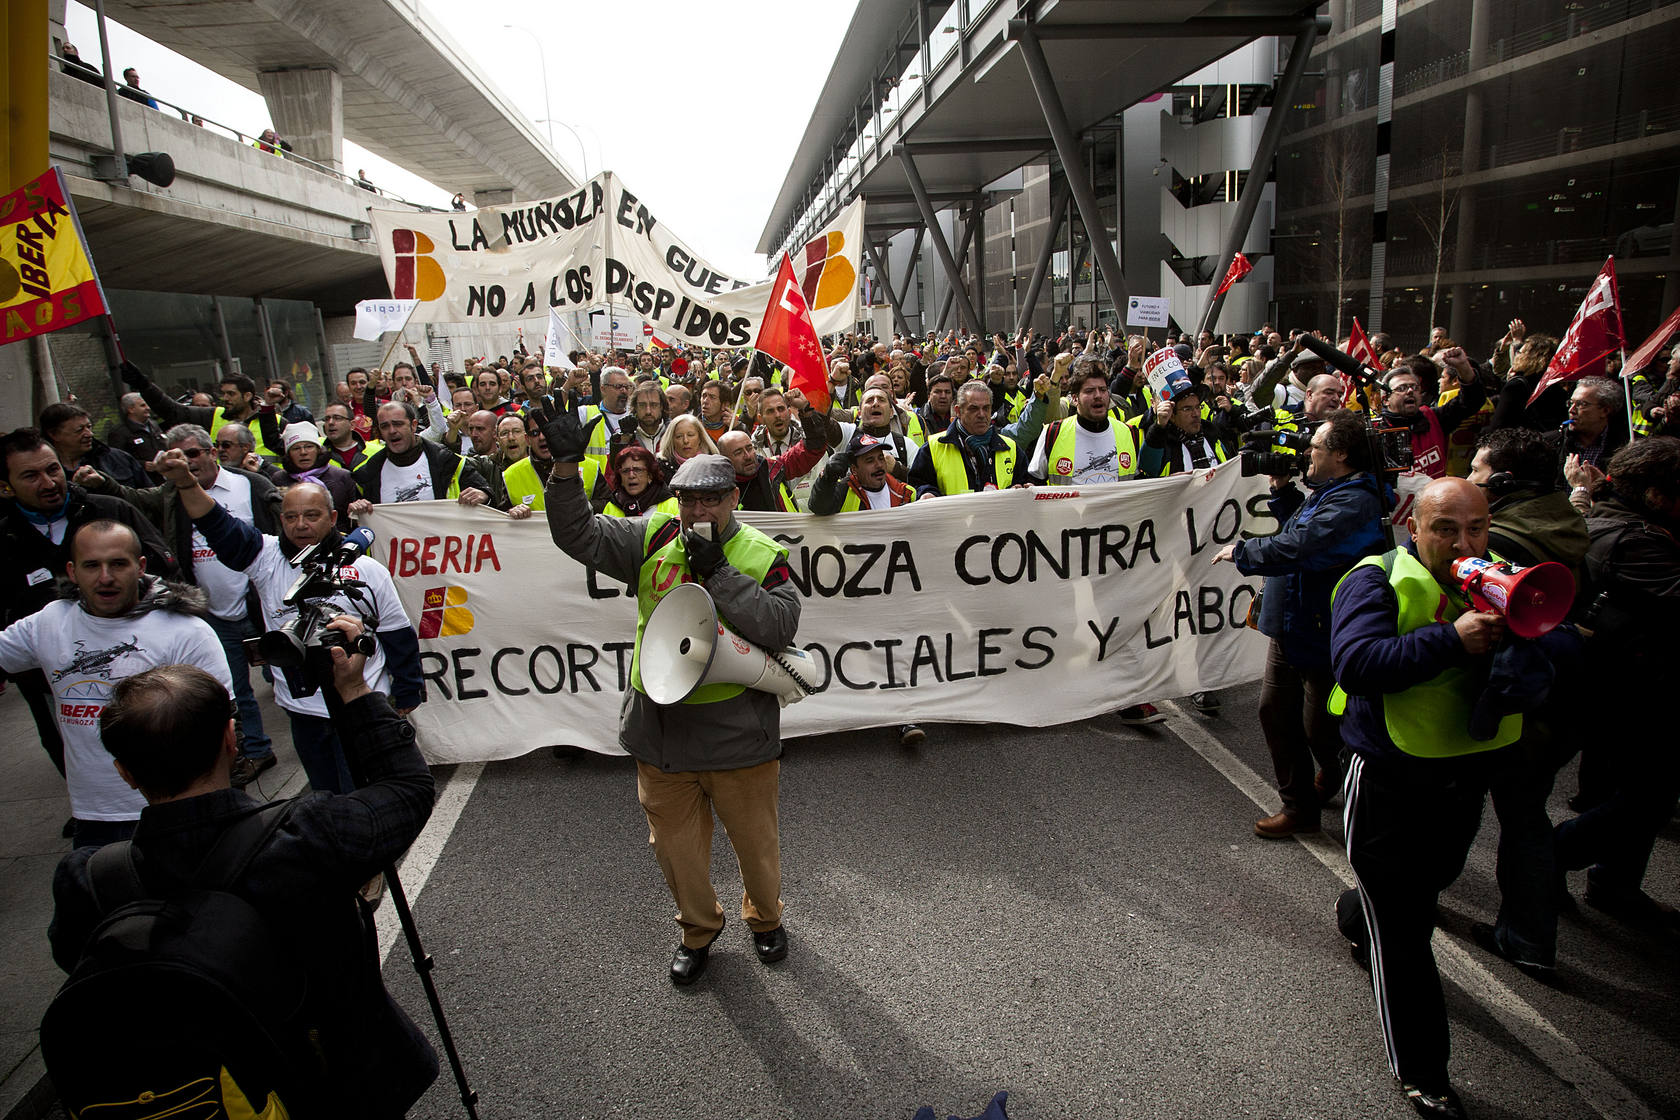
left=230, top=753, right=276, bottom=788
left=1348, top=939, right=1371, bottom=973
left=1583, top=884, right=1680, bottom=933
left=1402, top=1083, right=1468, bottom=1119
left=752, top=925, right=788, bottom=964
left=899, top=724, right=925, bottom=747
left=1117, top=703, right=1167, bottom=725
left=670, top=918, right=723, bottom=986
left=61, top=817, right=75, bottom=839
left=1469, top=921, right=1554, bottom=978
left=1189, top=691, right=1221, bottom=714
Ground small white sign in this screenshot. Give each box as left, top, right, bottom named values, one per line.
left=1125, top=296, right=1170, bottom=329
left=589, top=314, right=643, bottom=349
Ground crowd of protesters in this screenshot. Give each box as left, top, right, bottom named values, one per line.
left=4, top=308, right=1677, bottom=1120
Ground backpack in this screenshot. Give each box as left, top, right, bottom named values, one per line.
left=41, top=801, right=329, bottom=1119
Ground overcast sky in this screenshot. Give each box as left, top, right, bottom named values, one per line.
left=63, top=0, right=859, bottom=280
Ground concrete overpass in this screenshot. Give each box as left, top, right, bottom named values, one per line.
left=81, top=0, right=579, bottom=203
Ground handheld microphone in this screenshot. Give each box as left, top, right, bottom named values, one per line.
left=335, top=526, right=375, bottom=567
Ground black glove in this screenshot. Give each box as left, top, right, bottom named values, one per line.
left=682, top=528, right=726, bottom=580
left=119, top=360, right=150, bottom=390
left=528, top=393, right=587, bottom=463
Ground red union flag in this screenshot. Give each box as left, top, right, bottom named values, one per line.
left=1348, top=317, right=1378, bottom=366
left=756, top=253, right=831, bottom=411
left=1529, top=258, right=1623, bottom=405
left=1, top=167, right=110, bottom=345
left=1624, top=303, right=1680, bottom=376
left=1214, top=252, right=1253, bottom=297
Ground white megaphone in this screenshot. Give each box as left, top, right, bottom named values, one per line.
left=640, top=582, right=818, bottom=707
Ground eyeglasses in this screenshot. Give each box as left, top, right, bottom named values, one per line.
left=179, top=447, right=209, bottom=458
left=618, top=464, right=649, bottom=475
left=675, top=490, right=730, bottom=509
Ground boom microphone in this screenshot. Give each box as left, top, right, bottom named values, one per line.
left=1298, top=334, right=1379, bottom=385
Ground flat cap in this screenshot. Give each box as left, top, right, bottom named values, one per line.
left=668, top=453, right=737, bottom=491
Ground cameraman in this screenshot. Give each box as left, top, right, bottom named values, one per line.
left=48, top=618, right=440, bottom=1115
left=154, top=449, right=423, bottom=795
left=1379, top=350, right=1487, bottom=478
left=1213, top=409, right=1389, bottom=838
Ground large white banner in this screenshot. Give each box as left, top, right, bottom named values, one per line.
left=370, top=175, right=863, bottom=343
left=362, top=463, right=1277, bottom=763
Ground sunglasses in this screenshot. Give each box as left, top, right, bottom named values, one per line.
left=179, top=447, right=210, bottom=458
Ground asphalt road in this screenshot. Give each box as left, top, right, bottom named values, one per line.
left=378, top=683, right=1678, bottom=1120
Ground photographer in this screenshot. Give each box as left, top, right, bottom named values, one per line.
left=155, top=449, right=422, bottom=795
left=46, top=618, right=439, bottom=1116
left=1213, top=409, right=1389, bottom=838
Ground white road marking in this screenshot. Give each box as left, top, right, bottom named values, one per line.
left=377, top=762, right=485, bottom=965
left=1095, top=701, right=1658, bottom=1120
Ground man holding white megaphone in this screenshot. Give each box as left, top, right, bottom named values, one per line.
left=531, top=391, right=806, bottom=986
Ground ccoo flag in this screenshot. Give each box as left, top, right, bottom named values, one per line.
left=1529, top=258, right=1623, bottom=405
left=756, top=253, right=831, bottom=412
left=0, top=168, right=108, bottom=346
left=1214, top=251, right=1253, bottom=298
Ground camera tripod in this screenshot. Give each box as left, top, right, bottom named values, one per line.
left=383, top=863, right=479, bottom=1120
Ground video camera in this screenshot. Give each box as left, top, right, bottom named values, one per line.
left=257, top=527, right=379, bottom=698
left=1238, top=423, right=1313, bottom=478
left=1296, top=335, right=1415, bottom=478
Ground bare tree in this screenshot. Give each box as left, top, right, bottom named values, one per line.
left=1315, top=126, right=1369, bottom=342
left=1415, top=138, right=1462, bottom=331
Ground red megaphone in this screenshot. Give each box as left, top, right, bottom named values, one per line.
left=1450, top=556, right=1575, bottom=639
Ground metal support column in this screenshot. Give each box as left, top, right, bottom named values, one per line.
left=1197, top=17, right=1327, bottom=334
left=314, top=307, right=337, bottom=390
left=867, top=240, right=914, bottom=338
left=253, top=297, right=280, bottom=382
left=937, top=208, right=981, bottom=333
left=1009, top=21, right=1130, bottom=321
left=898, top=147, right=987, bottom=335
left=1017, top=177, right=1072, bottom=332
left=211, top=297, right=236, bottom=376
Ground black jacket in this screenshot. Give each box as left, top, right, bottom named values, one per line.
left=0, top=485, right=179, bottom=630
left=106, top=417, right=167, bottom=465
left=49, top=693, right=439, bottom=1117
left=351, top=441, right=489, bottom=504
left=78, top=440, right=150, bottom=489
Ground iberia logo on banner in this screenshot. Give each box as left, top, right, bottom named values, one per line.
left=0, top=167, right=109, bottom=345
left=391, top=229, right=446, bottom=301
left=418, top=586, right=474, bottom=638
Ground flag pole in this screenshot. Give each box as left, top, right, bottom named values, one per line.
left=1621, top=343, right=1636, bottom=442
left=376, top=302, right=421, bottom=373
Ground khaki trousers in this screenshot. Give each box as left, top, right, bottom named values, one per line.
left=635, top=758, right=783, bottom=948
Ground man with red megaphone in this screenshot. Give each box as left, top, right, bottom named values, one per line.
left=1326, top=477, right=1562, bottom=1120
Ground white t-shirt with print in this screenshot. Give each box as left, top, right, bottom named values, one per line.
left=0, top=598, right=233, bottom=820
left=192, top=469, right=256, bottom=620
left=380, top=456, right=435, bottom=504
left=1029, top=422, right=1131, bottom=485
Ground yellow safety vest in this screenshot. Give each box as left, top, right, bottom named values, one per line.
left=210, top=409, right=279, bottom=463
left=927, top=430, right=1017, bottom=494
left=604, top=496, right=679, bottom=518
left=630, top=514, right=786, bottom=703
left=1043, top=418, right=1139, bottom=484
left=503, top=457, right=549, bottom=511
left=1328, top=549, right=1521, bottom=757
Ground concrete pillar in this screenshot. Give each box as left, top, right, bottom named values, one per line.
left=48, top=0, right=67, bottom=54
left=257, top=67, right=344, bottom=172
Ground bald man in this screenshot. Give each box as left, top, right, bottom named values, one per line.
left=1326, top=477, right=1542, bottom=1120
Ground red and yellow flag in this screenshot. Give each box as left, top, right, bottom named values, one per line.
left=1, top=167, right=107, bottom=345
